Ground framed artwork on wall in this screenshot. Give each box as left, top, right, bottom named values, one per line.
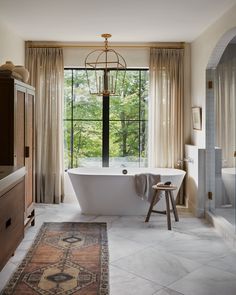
left=192, top=107, right=202, bottom=130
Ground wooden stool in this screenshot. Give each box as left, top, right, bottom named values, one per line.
left=145, top=184, right=179, bottom=230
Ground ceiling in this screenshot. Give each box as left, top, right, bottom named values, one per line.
left=0, top=0, right=236, bottom=43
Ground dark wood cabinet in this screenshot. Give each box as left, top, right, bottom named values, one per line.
left=0, top=177, right=25, bottom=271
left=0, top=77, right=35, bottom=226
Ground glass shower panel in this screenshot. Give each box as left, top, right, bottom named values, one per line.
left=214, top=42, right=236, bottom=231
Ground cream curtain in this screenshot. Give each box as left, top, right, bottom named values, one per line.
left=26, top=48, right=64, bottom=203
left=215, top=44, right=236, bottom=168
left=149, top=48, right=184, bottom=168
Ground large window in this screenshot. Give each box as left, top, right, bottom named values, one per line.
left=64, top=69, right=148, bottom=168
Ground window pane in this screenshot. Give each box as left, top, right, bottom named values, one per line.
left=64, top=70, right=72, bottom=119
left=110, top=71, right=140, bottom=120
left=72, top=121, right=102, bottom=167
left=109, top=121, right=141, bottom=167
left=73, top=95, right=102, bottom=120
left=73, top=70, right=102, bottom=120
left=141, top=70, right=149, bottom=120
left=86, top=69, right=104, bottom=94
left=140, top=120, right=148, bottom=166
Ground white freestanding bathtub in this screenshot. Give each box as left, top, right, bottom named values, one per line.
left=68, top=167, right=186, bottom=215
left=222, top=168, right=236, bottom=207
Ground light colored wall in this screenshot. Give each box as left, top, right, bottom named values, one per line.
left=0, top=21, right=24, bottom=65
left=185, top=144, right=205, bottom=217
left=64, top=47, right=149, bottom=68
left=191, top=3, right=236, bottom=147
left=183, top=43, right=192, bottom=145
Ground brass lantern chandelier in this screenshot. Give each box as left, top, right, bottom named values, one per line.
left=85, top=34, right=127, bottom=96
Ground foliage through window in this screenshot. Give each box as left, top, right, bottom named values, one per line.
left=64, top=69, right=148, bottom=168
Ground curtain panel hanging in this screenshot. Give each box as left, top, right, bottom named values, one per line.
left=149, top=48, right=184, bottom=168
left=26, top=47, right=64, bottom=204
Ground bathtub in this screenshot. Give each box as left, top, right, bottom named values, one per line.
left=222, top=168, right=236, bottom=207
left=68, top=167, right=186, bottom=215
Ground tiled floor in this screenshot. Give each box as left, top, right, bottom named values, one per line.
left=1, top=203, right=236, bottom=295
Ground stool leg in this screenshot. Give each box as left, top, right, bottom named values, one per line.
left=169, top=191, right=179, bottom=222
left=145, top=191, right=158, bottom=222
left=165, top=191, right=171, bottom=230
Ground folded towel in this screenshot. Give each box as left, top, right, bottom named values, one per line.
left=134, top=173, right=161, bottom=204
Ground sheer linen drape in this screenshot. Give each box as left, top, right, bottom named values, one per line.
left=215, top=44, right=236, bottom=168
left=26, top=48, right=64, bottom=203
left=149, top=48, right=184, bottom=168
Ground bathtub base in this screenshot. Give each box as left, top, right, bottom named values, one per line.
left=68, top=168, right=186, bottom=216
left=222, top=168, right=235, bottom=208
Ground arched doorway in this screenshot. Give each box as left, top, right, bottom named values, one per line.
left=206, top=27, right=236, bottom=232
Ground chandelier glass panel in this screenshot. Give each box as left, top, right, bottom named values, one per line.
left=85, top=34, right=127, bottom=96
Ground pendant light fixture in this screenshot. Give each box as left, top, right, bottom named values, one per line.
left=85, top=34, right=126, bottom=96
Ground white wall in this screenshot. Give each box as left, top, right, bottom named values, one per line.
left=185, top=144, right=205, bottom=217
left=0, top=21, right=24, bottom=65
left=191, top=3, right=236, bottom=147
left=64, top=47, right=149, bottom=68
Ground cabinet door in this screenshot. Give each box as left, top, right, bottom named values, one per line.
left=25, top=90, right=34, bottom=213
left=15, top=86, right=26, bottom=167
left=0, top=180, right=24, bottom=270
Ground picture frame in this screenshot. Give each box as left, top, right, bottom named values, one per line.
left=192, top=107, right=202, bottom=130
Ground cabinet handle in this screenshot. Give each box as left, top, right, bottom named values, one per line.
left=5, top=218, right=12, bottom=228
left=25, top=146, right=30, bottom=158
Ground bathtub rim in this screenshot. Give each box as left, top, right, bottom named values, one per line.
left=222, top=167, right=236, bottom=175
left=67, top=167, right=186, bottom=177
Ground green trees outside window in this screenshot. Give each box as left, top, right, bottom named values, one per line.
left=64, top=69, right=148, bottom=168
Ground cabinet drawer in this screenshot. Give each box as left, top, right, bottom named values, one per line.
left=0, top=181, right=24, bottom=270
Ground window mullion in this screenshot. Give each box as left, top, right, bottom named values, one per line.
left=71, top=69, right=74, bottom=169
left=102, top=94, right=110, bottom=167
left=138, top=70, right=141, bottom=167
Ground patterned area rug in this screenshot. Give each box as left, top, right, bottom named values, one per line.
left=1, top=222, right=109, bottom=295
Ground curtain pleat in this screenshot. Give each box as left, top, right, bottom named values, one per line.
left=149, top=48, right=184, bottom=168
left=26, top=48, right=64, bottom=203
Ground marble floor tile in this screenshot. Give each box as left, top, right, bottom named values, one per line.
left=110, top=265, right=162, bottom=295
left=0, top=203, right=235, bottom=294
left=154, top=287, right=184, bottom=295
left=92, top=216, right=121, bottom=229
left=206, top=252, right=236, bottom=275
left=16, top=239, right=34, bottom=251
left=9, top=249, right=27, bottom=266
left=110, top=218, right=176, bottom=246
left=112, top=247, right=202, bottom=286
left=92, top=215, right=121, bottom=223
left=154, top=231, right=230, bottom=264
left=169, top=266, right=236, bottom=295
left=23, top=227, right=41, bottom=241
left=0, top=262, right=17, bottom=291
left=108, top=233, right=149, bottom=262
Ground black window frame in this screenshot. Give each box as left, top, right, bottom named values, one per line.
left=64, top=68, right=149, bottom=168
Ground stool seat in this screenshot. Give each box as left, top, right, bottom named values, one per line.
left=145, top=184, right=179, bottom=230
left=152, top=184, right=177, bottom=191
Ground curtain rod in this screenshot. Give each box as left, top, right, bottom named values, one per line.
left=25, top=41, right=185, bottom=49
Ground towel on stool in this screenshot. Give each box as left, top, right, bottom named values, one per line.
left=134, top=173, right=161, bottom=204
